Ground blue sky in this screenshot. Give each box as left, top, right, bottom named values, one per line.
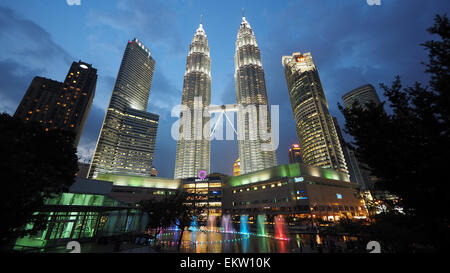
left=0, top=0, right=448, bottom=177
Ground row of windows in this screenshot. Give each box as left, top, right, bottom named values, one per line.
left=232, top=181, right=287, bottom=194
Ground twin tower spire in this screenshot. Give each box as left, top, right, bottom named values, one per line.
left=174, top=15, right=277, bottom=179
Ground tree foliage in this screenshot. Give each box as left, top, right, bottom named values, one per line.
left=139, top=191, right=204, bottom=249
left=0, top=113, right=78, bottom=249
left=339, top=14, right=450, bottom=251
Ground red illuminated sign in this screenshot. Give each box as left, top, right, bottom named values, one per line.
left=296, top=56, right=305, bottom=62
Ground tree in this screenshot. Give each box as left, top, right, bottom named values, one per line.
left=0, top=113, right=78, bottom=250
left=138, top=197, right=174, bottom=242
left=168, top=192, right=205, bottom=249
left=339, top=14, right=450, bottom=251
left=139, top=191, right=205, bottom=250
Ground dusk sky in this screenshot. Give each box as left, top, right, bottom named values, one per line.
left=0, top=0, right=448, bottom=177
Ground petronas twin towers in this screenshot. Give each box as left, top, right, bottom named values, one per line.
left=174, top=16, right=277, bottom=179
left=174, top=23, right=212, bottom=179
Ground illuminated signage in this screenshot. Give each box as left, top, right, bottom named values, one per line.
left=336, top=193, right=342, bottom=199
left=198, top=170, right=207, bottom=180
left=294, top=177, right=304, bottom=183
left=296, top=56, right=305, bottom=62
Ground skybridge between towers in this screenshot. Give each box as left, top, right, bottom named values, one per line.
left=207, top=104, right=238, bottom=137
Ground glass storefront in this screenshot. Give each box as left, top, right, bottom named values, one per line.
left=14, top=192, right=146, bottom=251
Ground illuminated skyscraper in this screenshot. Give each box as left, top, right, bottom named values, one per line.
left=233, top=158, right=240, bottom=176
left=15, top=61, right=97, bottom=146
left=234, top=16, right=277, bottom=174
left=89, top=38, right=159, bottom=179
left=288, top=144, right=302, bottom=164
left=174, top=22, right=211, bottom=179
left=282, top=52, right=347, bottom=174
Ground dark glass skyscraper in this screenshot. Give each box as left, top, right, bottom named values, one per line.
left=174, top=23, right=211, bottom=179
left=89, top=38, right=159, bottom=179
left=282, top=52, right=348, bottom=175
left=342, top=84, right=381, bottom=110
left=341, top=84, right=382, bottom=190
left=288, top=144, right=302, bottom=164
left=234, top=16, right=277, bottom=174
left=15, top=61, right=97, bottom=146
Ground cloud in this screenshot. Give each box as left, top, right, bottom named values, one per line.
left=88, top=0, right=183, bottom=54
left=260, top=0, right=444, bottom=146
left=0, top=5, right=73, bottom=114
left=0, top=59, right=42, bottom=114
left=76, top=104, right=106, bottom=162
left=147, top=68, right=182, bottom=119
left=0, top=6, right=72, bottom=75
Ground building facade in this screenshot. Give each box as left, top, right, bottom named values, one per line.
left=342, top=84, right=381, bottom=110
left=15, top=61, right=97, bottom=146
left=234, top=16, right=277, bottom=175
left=222, top=163, right=365, bottom=226
left=282, top=52, right=347, bottom=174
left=95, top=173, right=181, bottom=205
left=14, top=178, right=147, bottom=252
left=182, top=173, right=224, bottom=223
left=89, top=38, right=159, bottom=179
left=288, top=144, right=302, bottom=164
left=233, top=158, right=240, bottom=176
left=174, top=23, right=211, bottom=179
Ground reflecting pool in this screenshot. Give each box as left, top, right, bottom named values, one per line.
left=151, top=227, right=322, bottom=253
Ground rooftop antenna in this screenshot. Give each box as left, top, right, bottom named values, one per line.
left=242, top=8, right=245, bottom=18
left=200, top=14, right=203, bottom=25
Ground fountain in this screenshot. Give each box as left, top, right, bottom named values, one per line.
left=256, top=214, right=267, bottom=236
left=189, top=216, right=198, bottom=231
left=207, top=215, right=216, bottom=231
left=175, top=219, right=180, bottom=231
left=240, top=215, right=249, bottom=234
left=274, top=214, right=287, bottom=240
left=221, top=214, right=234, bottom=233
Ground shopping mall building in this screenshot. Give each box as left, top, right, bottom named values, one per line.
left=222, top=163, right=368, bottom=224
left=14, top=163, right=367, bottom=251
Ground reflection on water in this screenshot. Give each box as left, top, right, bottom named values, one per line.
left=154, top=228, right=305, bottom=253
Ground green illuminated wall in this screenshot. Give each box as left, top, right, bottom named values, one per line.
left=226, top=162, right=349, bottom=187
left=96, top=173, right=181, bottom=189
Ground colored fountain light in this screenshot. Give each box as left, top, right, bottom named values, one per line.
left=207, top=215, right=216, bottom=231
left=257, top=214, right=267, bottom=236
left=240, top=215, right=249, bottom=234
left=189, top=216, right=198, bottom=231
left=274, top=214, right=287, bottom=240
left=221, top=214, right=234, bottom=233
left=175, top=219, right=180, bottom=231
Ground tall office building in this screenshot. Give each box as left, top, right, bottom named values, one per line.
left=333, top=116, right=365, bottom=188
left=234, top=16, right=277, bottom=174
left=15, top=61, right=97, bottom=146
left=288, top=144, right=302, bottom=164
left=233, top=158, right=240, bottom=176
left=89, top=38, right=159, bottom=179
left=282, top=52, right=347, bottom=174
left=342, top=84, right=381, bottom=110
left=174, top=22, right=211, bottom=179
left=342, top=84, right=382, bottom=190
